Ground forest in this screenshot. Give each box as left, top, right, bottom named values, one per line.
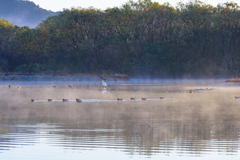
left=0, top=0, right=240, bottom=78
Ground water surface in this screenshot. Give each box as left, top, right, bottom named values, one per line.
left=1, top=79, right=240, bottom=159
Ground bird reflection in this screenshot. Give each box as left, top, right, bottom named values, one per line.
left=102, top=89, right=107, bottom=95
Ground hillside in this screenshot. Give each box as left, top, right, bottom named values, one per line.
left=0, top=0, right=58, bottom=28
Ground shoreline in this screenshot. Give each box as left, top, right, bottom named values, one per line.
left=0, top=76, right=233, bottom=87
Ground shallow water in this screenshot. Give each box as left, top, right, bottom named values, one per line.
left=1, top=79, right=240, bottom=159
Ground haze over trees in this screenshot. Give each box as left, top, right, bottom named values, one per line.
left=0, top=0, right=58, bottom=27
left=0, top=0, right=240, bottom=78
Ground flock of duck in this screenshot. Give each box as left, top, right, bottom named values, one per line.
left=116, top=97, right=164, bottom=101
left=30, top=97, right=165, bottom=103
left=31, top=98, right=82, bottom=103
left=27, top=87, right=207, bottom=103
left=11, top=81, right=240, bottom=102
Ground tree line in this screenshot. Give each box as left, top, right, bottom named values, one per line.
left=0, top=0, right=240, bottom=78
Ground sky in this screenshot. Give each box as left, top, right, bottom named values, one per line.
left=30, top=0, right=235, bottom=12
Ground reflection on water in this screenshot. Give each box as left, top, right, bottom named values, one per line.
left=1, top=81, right=240, bottom=159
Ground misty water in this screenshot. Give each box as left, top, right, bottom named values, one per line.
left=1, top=79, right=240, bottom=159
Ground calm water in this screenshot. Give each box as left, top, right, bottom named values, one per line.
left=1, top=79, right=240, bottom=159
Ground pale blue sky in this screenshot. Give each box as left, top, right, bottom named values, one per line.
left=31, top=0, right=234, bottom=12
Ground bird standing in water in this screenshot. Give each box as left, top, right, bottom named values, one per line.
left=101, top=80, right=107, bottom=88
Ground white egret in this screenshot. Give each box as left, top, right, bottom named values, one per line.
left=101, top=80, right=107, bottom=87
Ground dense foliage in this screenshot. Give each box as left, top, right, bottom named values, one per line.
left=0, top=0, right=240, bottom=78
left=0, top=0, right=57, bottom=27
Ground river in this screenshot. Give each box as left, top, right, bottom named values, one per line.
left=0, top=79, right=240, bottom=159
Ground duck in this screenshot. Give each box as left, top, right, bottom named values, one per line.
left=63, top=99, right=68, bottom=102
left=142, top=98, right=147, bottom=100
left=130, top=97, right=135, bottom=100
left=117, top=98, right=123, bottom=101
left=48, top=99, right=52, bottom=102
left=31, top=99, right=36, bottom=102
left=76, top=99, right=82, bottom=102
left=160, top=97, right=164, bottom=99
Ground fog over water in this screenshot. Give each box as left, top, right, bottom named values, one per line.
left=1, top=79, right=240, bottom=159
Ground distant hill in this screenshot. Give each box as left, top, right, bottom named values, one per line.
left=0, top=0, right=58, bottom=28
